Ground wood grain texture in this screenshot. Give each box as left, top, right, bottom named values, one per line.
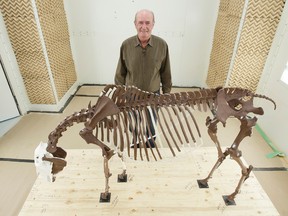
left=20, top=148, right=279, bottom=216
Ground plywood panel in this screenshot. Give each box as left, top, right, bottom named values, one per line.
left=19, top=148, right=279, bottom=216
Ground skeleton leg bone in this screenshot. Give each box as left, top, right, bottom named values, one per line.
left=100, top=155, right=112, bottom=202
left=80, top=128, right=115, bottom=202
left=197, top=116, right=225, bottom=187
left=222, top=148, right=253, bottom=205
left=117, top=151, right=127, bottom=182
left=79, top=128, right=114, bottom=159
left=197, top=149, right=229, bottom=188
left=222, top=116, right=257, bottom=205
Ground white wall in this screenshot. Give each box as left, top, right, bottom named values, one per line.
left=257, top=3, right=288, bottom=156
left=0, top=60, right=19, bottom=121
left=64, top=0, right=220, bottom=87
left=0, top=14, right=30, bottom=114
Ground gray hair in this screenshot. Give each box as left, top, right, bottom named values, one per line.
left=134, top=9, right=155, bottom=23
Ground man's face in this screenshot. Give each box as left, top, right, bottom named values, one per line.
left=134, top=11, right=154, bottom=43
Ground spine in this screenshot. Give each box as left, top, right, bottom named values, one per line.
left=47, top=108, right=93, bottom=150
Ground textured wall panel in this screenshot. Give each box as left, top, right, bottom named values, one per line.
left=0, top=0, right=56, bottom=104
left=36, top=0, right=77, bottom=100
left=0, top=0, right=76, bottom=105
left=206, top=0, right=245, bottom=88
left=228, top=0, right=285, bottom=91
left=207, top=0, right=285, bottom=92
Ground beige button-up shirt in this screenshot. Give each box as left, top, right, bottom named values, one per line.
left=114, top=35, right=172, bottom=93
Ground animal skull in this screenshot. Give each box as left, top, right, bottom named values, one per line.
left=34, top=142, right=55, bottom=182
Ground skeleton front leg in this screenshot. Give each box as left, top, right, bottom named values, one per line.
left=79, top=128, right=115, bottom=202
left=100, top=155, right=112, bottom=202
left=80, top=128, right=114, bottom=159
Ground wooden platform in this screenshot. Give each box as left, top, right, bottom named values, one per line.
left=19, top=147, right=279, bottom=216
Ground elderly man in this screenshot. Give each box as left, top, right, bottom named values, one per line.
left=114, top=9, right=172, bottom=94
left=114, top=9, right=172, bottom=148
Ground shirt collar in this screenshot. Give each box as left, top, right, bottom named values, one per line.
left=135, top=35, right=153, bottom=47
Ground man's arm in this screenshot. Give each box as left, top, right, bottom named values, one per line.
left=114, top=46, right=127, bottom=85
left=160, top=45, right=172, bottom=94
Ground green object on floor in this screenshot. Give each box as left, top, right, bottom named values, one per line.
left=255, top=124, right=285, bottom=158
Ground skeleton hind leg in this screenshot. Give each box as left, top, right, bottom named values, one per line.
left=197, top=117, right=226, bottom=188
left=117, top=151, right=127, bottom=182
left=198, top=116, right=257, bottom=205
left=222, top=117, right=257, bottom=205
left=222, top=148, right=253, bottom=205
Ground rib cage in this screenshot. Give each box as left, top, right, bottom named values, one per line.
left=94, top=85, right=219, bottom=161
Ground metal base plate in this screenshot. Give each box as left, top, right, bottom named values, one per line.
left=118, top=174, right=127, bottom=182
left=197, top=179, right=209, bottom=188
left=222, top=195, right=236, bottom=206
left=99, top=192, right=111, bottom=203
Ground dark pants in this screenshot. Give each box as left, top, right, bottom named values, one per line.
left=145, top=107, right=158, bottom=147
left=130, top=90, right=159, bottom=148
